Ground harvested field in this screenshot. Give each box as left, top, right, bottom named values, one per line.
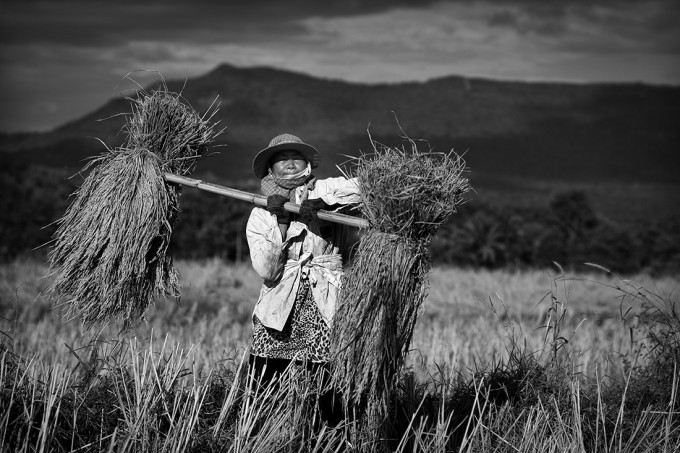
left=2, top=258, right=679, bottom=451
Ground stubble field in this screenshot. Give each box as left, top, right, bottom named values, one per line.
left=1, top=258, right=679, bottom=451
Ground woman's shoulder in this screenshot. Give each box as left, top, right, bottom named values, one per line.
left=312, top=177, right=359, bottom=194
left=247, top=206, right=276, bottom=227
left=307, top=177, right=361, bottom=206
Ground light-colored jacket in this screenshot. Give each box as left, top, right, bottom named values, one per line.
left=246, top=177, right=361, bottom=331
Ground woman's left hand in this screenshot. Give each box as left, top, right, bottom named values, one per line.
left=299, top=198, right=329, bottom=222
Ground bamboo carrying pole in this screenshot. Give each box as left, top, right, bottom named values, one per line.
left=164, top=173, right=369, bottom=229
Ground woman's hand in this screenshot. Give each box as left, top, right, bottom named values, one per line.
left=266, top=194, right=291, bottom=225
left=299, top=198, right=329, bottom=222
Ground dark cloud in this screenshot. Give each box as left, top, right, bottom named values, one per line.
left=486, top=8, right=568, bottom=36
left=0, top=2, right=306, bottom=47
left=487, top=10, right=518, bottom=27
left=0, top=0, right=445, bottom=47
left=3, top=0, right=677, bottom=50
left=481, top=0, right=680, bottom=51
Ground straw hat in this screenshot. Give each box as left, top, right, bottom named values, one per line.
left=252, top=133, right=320, bottom=179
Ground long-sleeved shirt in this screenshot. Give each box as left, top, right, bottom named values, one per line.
left=246, top=176, right=361, bottom=331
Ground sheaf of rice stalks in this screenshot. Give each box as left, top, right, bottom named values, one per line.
left=49, top=86, right=223, bottom=330
left=332, top=133, right=471, bottom=419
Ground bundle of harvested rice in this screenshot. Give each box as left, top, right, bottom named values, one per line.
left=49, top=86, right=222, bottom=329
left=332, top=134, right=471, bottom=417
left=125, top=85, right=220, bottom=175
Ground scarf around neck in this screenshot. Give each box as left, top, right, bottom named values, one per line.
left=260, top=164, right=316, bottom=202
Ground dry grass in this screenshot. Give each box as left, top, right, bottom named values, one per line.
left=2, top=259, right=679, bottom=452
left=124, top=84, right=222, bottom=177
left=4, top=259, right=677, bottom=378
left=48, top=87, right=223, bottom=330
left=332, top=134, right=471, bottom=418
left=351, top=135, right=470, bottom=238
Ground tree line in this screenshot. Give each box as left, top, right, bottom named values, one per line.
left=2, top=162, right=678, bottom=276
left=430, top=191, right=680, bottom=275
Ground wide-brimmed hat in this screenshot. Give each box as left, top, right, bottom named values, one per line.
left=252, top=133, right=320, bottom=179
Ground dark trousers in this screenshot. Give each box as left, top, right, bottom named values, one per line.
left=247, top=354, right=344, bottom=427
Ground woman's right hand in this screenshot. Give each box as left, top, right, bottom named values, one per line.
left=266, top=194, right=291, bottom=225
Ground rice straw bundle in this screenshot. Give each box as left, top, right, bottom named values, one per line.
left=332, top=135, right=471, bottom=417
left=125, top=86, right=220, bottom=176
left=49, top=87, right=222, bottom=329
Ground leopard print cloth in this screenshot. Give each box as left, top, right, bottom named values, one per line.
left=251, top=278, right=331, bottom=362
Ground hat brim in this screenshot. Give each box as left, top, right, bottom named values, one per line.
left=252, top=142, right=320, bottom=179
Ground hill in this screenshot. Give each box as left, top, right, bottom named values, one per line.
left=1, top=63, right=679, bottom=225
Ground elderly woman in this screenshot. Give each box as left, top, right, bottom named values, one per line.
left=245, top=133, right=360, bottom=424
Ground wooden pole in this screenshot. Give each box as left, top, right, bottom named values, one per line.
left=164, top=173, right=369, bottom=229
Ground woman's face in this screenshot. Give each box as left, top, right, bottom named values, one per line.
left=269, top=150, right=308, bottom=178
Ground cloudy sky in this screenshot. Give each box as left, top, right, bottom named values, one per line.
left=1, top=0, right=678, bottom=133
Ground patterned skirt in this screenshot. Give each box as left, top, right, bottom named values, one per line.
left=251, top=278, right=331, bottom=362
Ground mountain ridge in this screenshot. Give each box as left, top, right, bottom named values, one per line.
left=1, top=63, right=678, bottom=188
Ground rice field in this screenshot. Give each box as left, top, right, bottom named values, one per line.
left=1, top=258, right=679, bottom=451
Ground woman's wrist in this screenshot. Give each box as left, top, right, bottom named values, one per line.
left=278, top=222, right=289, bottom=240
left=276, top=214, right=291, bottom=226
